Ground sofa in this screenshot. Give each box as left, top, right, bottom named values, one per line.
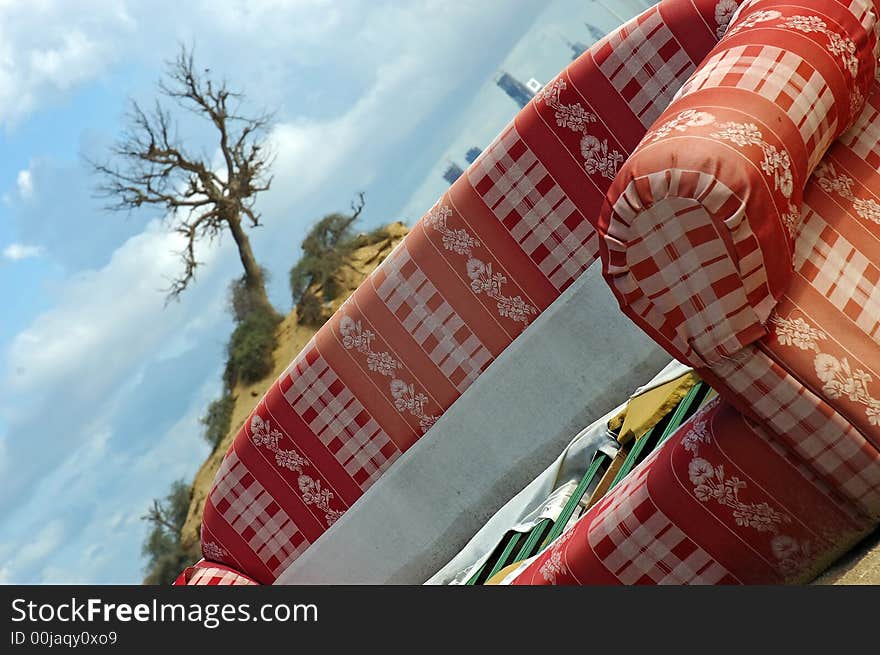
left=176, top=0, right=880, bottom=585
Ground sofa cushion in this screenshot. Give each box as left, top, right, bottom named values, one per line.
left=599, top=0, right=879, bottom=369
left=510, top=398, right=871, bottom=584
left=197, top=0, right=736, bottom=584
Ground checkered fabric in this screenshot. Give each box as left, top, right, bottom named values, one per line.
left=207, top=450, right=309, bottom=580
left=599, top=0, right=880, bottom=370
left=468, top=125, right=598, bottom=291
left=191, top=0, right=742, bottom=584
left=697, top=79, right=880, bottom=518
left=281, top=343, right=398, bottom=490
left=173, top=561, right=258, bottom=586
left=375, top=245, right=493, bottom=392
left=511, top=398, right=870, bottom=585
left=585, top=449, right=734, bottom=585
left=593, top=6, right=699, bottom=129
left=794, top=205, right=880, bottom=340
left=708, top=350, right=880, bottom=516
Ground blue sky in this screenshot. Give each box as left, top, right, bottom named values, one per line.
left=0, top=0, right=651, bottom=584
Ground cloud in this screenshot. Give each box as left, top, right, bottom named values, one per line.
left=0, top=2, right=132, bottom=127
left=5, top=156, right=156, bottom=272
left=3, top=220, right=230, bottom=397
left=0, top=216, right=237, bottom=522
left=16, top=169, right=33, bottom=198
left=2, top=243, right=43, bottom=261
left=0, top=213, right=231, bottom=581
left=0, top=518, right=68, bottom=583
left=0, top=373, right=216, bottom=584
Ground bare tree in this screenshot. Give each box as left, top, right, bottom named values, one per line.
left=92, top=45, right=277, bottom=314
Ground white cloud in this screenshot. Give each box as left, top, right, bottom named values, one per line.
left=0, top=519, right=67, bottom=578
left=16, top=169, right=33, bottom=198
left=2, top=243, right=43, bottom=261
left=0, top=3, right=131, bottom=127
left=4, top=220, right=228, bottom=395
left=0, top=371, right=216, bottom=583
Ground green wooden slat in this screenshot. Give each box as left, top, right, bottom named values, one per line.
left=609, top=414, right=670, bottom=489
left=610, top=381, right=712, bottom=490
left=468, top=381, right=714, bottom=584
left=657, top=382, right=709, bottom=444
left=512, top=518, right=553, bottom=564
left=486, top=531, right=523, bottom=580
left=542, top=451, right=609, bottom=547
left=465, top=559, right=490, bottom=586
left=465, top=531, right=516, bottom=585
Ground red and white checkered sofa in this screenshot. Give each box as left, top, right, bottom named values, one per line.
left=510, top=0, right=880, bottom=584
left=179, top=0, right=880, bottom=584
left=175, top=0, right=741, bottom=585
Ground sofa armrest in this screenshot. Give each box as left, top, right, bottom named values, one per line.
left=598, top=0, right=879, bottom=369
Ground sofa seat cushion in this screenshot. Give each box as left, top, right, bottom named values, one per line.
left=510, top=398, right=871, bottom=584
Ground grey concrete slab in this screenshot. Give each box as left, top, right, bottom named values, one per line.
left=275, top=264, right=669, bottom=584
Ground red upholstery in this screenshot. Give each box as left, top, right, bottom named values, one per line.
left=509, top=0, right=880, bottom=586
left=173, top=560, right=258, bottom=586
left=708, top=81, right=880, bottom=516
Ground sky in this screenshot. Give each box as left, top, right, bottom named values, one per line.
left=0, top=0, right=652, bottom=584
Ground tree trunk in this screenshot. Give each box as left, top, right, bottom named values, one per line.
left=227, top=214, right=279, bottom=317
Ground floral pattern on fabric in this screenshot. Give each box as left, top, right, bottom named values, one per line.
left=682, top=409, right=815, bottom=579
left=711, top=121, right=794, bottom=199
left=426, top=204, right=536, bottom=326
left=643, top=110, right=801, bottom=236
left=646, top=109, right=715, bottom=142
left=538, top=523, right=577, bottom=585
left=537, top=78, right=625, bottom=180
left=814, top=161, right=880, bottom=225
left=769, top=314, right=880, bottom=427
left=250, top=414, right=344, bottom=526
left=202, top=541, right=228, bottom=562
left=339, top=315, right=437, bottom=433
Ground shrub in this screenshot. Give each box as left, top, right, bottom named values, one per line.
left=289, top=198, right=365, bottom=312
left=225, top=307, right=282, bottom=386
left=296, top=289, right=326, bottom=328
left=228, top=269, right=275, bottom=323
left=142, top=480, right=193, bottom=585
left=353, top=224, right=393, bottom=247
left=200, top=392, right=234, bottom=448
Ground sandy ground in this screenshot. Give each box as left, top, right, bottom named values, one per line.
left=812, top=529, right=880, bottom=584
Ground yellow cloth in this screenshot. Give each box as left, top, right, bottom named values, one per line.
left=608, top=371, right=699, bottom=445
left=484, top=561, right=526, bottom=585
